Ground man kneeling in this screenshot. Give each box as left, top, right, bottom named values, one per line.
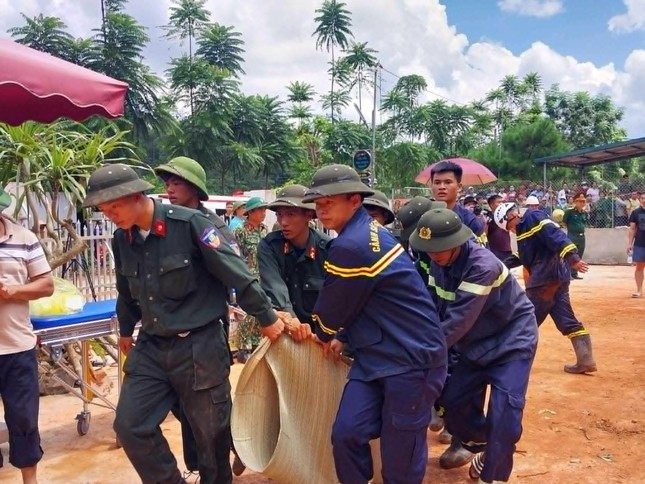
left=409, top=208, right=538, bottom=484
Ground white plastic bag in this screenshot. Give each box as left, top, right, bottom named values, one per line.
left=30, top=277, right=85, bottom=317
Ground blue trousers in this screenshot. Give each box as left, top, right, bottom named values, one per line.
left=332, top=366, right=446, bottom=484
left=525, top=282, right=585, bottom=336
left=0, top=348, right=43, bottom=469
left=442, top=357, right=533, bottom=483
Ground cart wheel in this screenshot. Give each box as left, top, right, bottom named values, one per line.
left=76, top=412, right=91, bottom=436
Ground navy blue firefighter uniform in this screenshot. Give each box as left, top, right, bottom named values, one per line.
left=409, top=209, right=538, bottom=484
left=312, top=208, right=448, bottom=484
left=513, top=208, right=597, bottom=374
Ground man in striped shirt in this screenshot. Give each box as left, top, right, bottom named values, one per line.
left=0, top=187, right=54, bottom=484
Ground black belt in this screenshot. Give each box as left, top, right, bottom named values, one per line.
left=149, top=317, right=225, bottom=340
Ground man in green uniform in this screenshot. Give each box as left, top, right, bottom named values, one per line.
left=258, top=185, right=331, bottom=335
left=82, top=164, right=292, bottom=484
left=154, top=156, right=242, bottom=479
left=562, top=192, right=589, bottom=280
left=234, top=197, right=269, bottom=353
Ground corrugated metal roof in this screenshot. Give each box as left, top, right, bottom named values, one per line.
left=534, top=137, right=645, bottom=168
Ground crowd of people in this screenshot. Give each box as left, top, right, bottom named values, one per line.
left=2, top=157, right=644, bottom=484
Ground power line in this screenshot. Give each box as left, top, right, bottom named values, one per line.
left=379, top=65, right=468, bottom=106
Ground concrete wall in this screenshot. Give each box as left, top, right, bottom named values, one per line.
left=509, top=227, right=630, bottom=265
left=582, top=228, right=631, bottom=265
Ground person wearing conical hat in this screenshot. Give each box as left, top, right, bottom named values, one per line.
left=82, top=164, right=291, bottom=484
left=493, top=202, right=597, bottom=374
left=409, top=208, right=538, bottom=484
left=562, top=192, right=588, bottom=280
left=302, top=164, right=448, bottom=484
left=259, top=184, right=329, bottom=337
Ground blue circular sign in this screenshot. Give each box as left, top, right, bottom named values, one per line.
left=353, top=150, right=372, bottom=171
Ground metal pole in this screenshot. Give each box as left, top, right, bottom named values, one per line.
left=371, top=64, right=379, bottom=187
left=543, top=163, right=547, bottom=189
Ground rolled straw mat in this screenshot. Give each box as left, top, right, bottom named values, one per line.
left=231, top=336, right=383, bottom=483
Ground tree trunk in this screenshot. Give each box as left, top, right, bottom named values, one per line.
left=331, top=44, right=335, bottom=125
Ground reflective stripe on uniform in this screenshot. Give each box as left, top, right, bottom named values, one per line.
left=516, top=219, right=559, bottom=242
left=324, top=245, right=404, bottom=278
left=559, top=243, right=577, bottom=258
left=429, top=262, right=510, bottom=300
left=312, top=314, right=337, bottom=336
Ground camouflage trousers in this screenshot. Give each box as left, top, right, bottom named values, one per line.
left=235, top=315, right=262, bottom=350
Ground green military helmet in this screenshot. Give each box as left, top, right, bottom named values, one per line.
left=396, top=196, right=447, bottom=242
left=244, top=196, right=268, bottom=214
left=232, top=200, right=246, bottom=212
left=268, top=184, right=316, bottom=213
left=82, top=164, right=153, bottom=208
left=302, top=164, right=374, bottom=203
left=363, top=190, right=395, bottom=225
left=154, top=156, right=209, bottom=201
left=409, top=208, right=473, bottom=253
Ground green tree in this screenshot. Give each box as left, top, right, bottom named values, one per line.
left=197, top=23, right=246, bottom=76
left=286, top=81, right=316, bottom=104
left=313, top=0, right=353, bottom=123
left=342, top=41, right=378, bottom=110
left=544, top=85, right=626, bottom=148
left=8, top=13, right=74, bottom=61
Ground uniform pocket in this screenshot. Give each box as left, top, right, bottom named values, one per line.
left=392, top=408, right=431, bottom=431
left=190, top=322, right=230, bottom=390
left=119, top=260, right=141, bottom=299
left=301, top=276, right=324, bottom=314
left=159, top=253, right=197, bottom=300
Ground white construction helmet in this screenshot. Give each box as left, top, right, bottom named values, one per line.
left=494, top=202, right=517, bottom=231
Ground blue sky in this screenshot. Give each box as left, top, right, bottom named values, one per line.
left=1, top=0, right=645, bottom=137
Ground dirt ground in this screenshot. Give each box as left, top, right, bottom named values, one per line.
left=1, top=265, right=643, bottom=483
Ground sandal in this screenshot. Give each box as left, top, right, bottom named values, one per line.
left=632, top=292, right=642, bottom=298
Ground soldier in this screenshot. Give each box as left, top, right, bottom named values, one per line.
left=303, top=164, right=448, bottom=484
left=409, top=209, right=538, bottom=484
left=82, top=164, right=296, bottom=484
left=362, top=190, right=395, bottom=226
left=494, top=202, right=597, bottom=374
left=258, top=184, right=330, bottom=335
left=234, top=197, right=269, bottom=354
left=154, top=156, right=242, bottom=478
left=562, top=192, right=588, bottom=280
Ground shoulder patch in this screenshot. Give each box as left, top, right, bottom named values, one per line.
left=200, top=227, right=221, bottom=250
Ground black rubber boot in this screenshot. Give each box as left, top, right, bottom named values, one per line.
left=429, top=407, right=444, bottom=432
left=439, top=435, right=474, bottom=469
left=564, top=334, right=597, bottom=374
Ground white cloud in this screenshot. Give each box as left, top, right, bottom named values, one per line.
left=497, top=0, right=563, bottom=18
left=1, top=0, right=644, bottom=137
left=608, top=0, right=645, bottom=33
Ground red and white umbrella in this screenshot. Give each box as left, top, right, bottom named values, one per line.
left=415, top=157, right=498, bottom=186
left=0, top=38, right=128, bottom=125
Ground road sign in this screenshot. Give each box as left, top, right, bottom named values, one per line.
left=353, top=150, right=372, bottom=172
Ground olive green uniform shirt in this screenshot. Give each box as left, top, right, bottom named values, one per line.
left=563, top=208, right=588, bottom=236
left=258, top=228, right=331, bottom=326
left=113, top=200, right=276, bottom=337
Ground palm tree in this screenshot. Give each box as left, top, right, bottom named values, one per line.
left=342, top=41, right=378, bottom=110
left=286, top=81, right=316, bottom=104
left=395, top=75, right=428, bottom=108
left=313, top=0, right=353, bottom=123
left=164, top=0, right=211, bottom=114
left=197, top=23, right=246, bottom=76
left=320, top=90, right=352, bottom=119
left=288, top=104, right=313, bottom=129
left=9, top=14, right=74, bottom=61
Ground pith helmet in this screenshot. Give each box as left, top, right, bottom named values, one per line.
left=244, top=196, right=268, bottom=214
left=302, top=164, right=374, bottom=203
left=268, top=185, right=316, bottom=213
left=82, top=164, right=153, bottom=208
left=154, top=156, right=209, bottom=201
left=363, top=190, right=395, bottom=225
left=396, top=196, right=447, bottom=242
left=409, top=208, right=473, bottom=253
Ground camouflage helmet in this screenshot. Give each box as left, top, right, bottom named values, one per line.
left=82, top=164, right=153, bottom=208
left=396, top=196, right=447, bottom=242
left=268, top=184, right=316, bottom=213
left=154, top=156, right=209, bottom=201
left=302, top=164, right=374, bottom=203
left=362, top=190, right=395, bottom=225
left=409, top=208, right=473, bottom=253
